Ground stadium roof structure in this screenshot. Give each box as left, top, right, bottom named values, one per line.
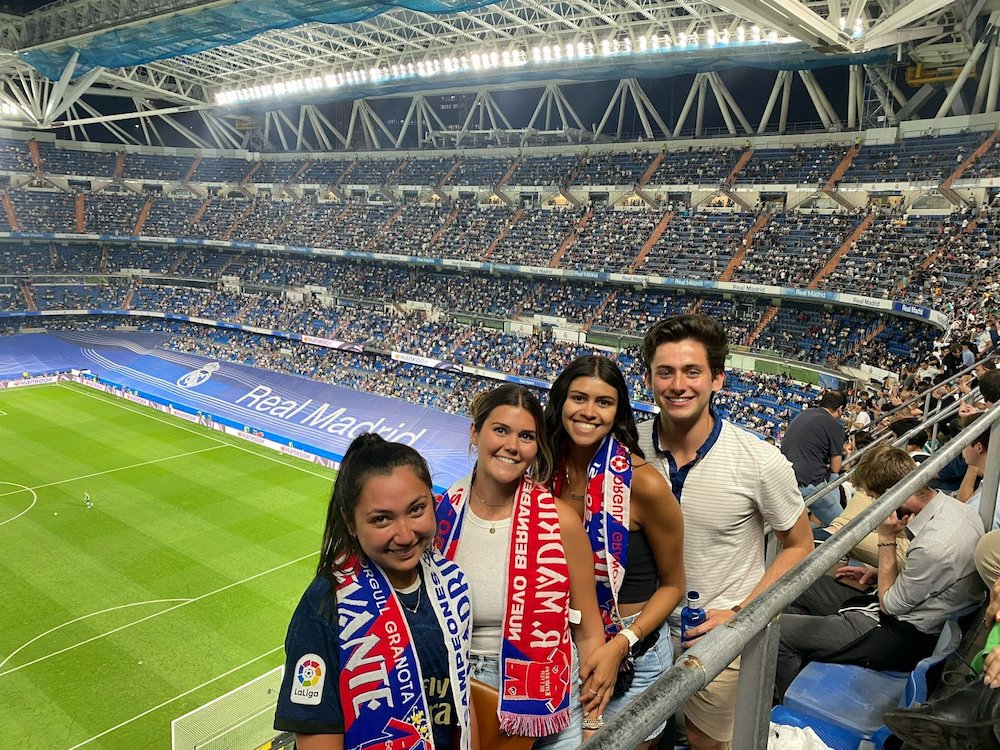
left=0, top=0, right=996, bottom=150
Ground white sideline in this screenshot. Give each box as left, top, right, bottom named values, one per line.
left=0, top=445, right=226, bottom=499
left=0, top=550, right=315, bottom=678
left=64, top=645, right=284, bottom=749
left=59, top=383, right=334, bottom=480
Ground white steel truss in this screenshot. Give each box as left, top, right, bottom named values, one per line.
left=0, top=0, right=990, bottom=148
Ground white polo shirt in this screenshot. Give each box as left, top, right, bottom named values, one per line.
left=639, top=413, right=805, bottom=631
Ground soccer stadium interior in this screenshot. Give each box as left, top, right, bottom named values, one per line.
left=1, top=0, right=1000, bottom=747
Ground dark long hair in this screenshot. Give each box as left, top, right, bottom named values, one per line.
left=470, top=383, right=554, bottom=484
left=316, top=433, right=433, bottom=583
left=544, top=355, right=644, bottom=462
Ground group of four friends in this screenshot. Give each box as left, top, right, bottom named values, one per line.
left=272, top=313, right=816, bottom=750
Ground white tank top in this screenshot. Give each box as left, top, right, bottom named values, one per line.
left=454, top=510, right=512, bottom=656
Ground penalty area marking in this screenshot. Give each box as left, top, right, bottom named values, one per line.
left=0, top=482, right=37, bottom=527
left=0, top=549, right=316, bottom=678
left=65, top=644, right=284, bottom=750
left=59, top=383, right=334, bottom=481
left=0, top=599, right=193, bottom=672
left=0, top=445, right=227, bottom=500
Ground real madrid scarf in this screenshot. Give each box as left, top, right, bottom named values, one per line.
left=335, top=552, right=472, bottom=750
left=436, top=473, right=572, bottom=737
left=552, top=434, right=632, bottom=639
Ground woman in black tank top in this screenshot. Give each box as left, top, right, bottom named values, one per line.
left=545, top=355, right=685, bottom=748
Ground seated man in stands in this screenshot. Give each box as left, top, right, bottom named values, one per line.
left=775, top=445, right=985, bottom=699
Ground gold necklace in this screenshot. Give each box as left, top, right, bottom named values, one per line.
left=564, top=466, right=586, bottom=501
left=471, top=488, right=513, bottom=534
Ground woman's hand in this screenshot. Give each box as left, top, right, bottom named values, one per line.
left=579, top=637, right=623, bottom=716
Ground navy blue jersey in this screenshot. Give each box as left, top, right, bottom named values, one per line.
left=274, top=575, right=457, bottom=749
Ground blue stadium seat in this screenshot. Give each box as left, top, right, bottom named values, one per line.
left=771, top=621, right=963, bottom=750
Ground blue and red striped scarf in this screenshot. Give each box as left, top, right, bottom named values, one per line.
left=435, top=474, right=572, bottom=737
left=336, top=552, right=472, bottom=750
left=553, top=434, right=632, bottom=639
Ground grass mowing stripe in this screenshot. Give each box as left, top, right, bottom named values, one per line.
left=0, top=550, right=316, bottom=678
left=0, top=599, right=192, bottom=672
left=64, top=646, right=284, bottom=750
left=57, top=382, right=336, bottom=480
left=0, top=445, right=227, bottom=498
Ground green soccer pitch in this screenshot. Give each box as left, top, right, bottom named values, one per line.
left=0, top=382, right=336, bottom=749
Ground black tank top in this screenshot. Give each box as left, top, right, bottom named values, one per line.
left=619, top=528, right=658, bottom=604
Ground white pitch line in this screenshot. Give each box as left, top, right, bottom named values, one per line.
left=0, top=550, right=316, bottom=678
left=0, top=445, right=227, bottom=499
left=0, top=482, right=37, bottom=527
left=59, top=383, right=334, bottom=481
left=65, top=645, right=284, bottom=750
left=0, top=599, right=193, bottom=671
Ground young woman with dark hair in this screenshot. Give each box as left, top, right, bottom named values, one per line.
left=545, top=355, right=685, bottom=748
left=274, top=433, right=475, bottom=750
left=436, top=383, right=608, bottom=748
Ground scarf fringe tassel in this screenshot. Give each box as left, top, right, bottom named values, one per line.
left=499, top=707, right=571, bottom=738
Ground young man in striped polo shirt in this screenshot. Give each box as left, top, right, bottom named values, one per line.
left=638, top=313, right=812, bottom=750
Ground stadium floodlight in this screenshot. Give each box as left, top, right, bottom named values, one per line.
left=210, top=22, right=790, bottom=108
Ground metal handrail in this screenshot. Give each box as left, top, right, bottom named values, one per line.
left=583, top=400, right=1000, bottom=750
left=869, top=352, right=996, bottom=434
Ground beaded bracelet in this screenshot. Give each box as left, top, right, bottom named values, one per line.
left=878, top=541, right=898, bottom=548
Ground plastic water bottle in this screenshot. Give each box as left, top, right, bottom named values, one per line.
left=680, top=590, right=707, bottom=645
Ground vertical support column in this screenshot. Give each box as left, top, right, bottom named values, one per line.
left=779, top=73, right=792, bottom=134
left=980, top=419, right=1000, bottom=530
left=989, top=37, right=1000, bottom=113
left=848, top=65, right=858, bottom=128
left=672, top=74, right=702, bottom=138
left=974, top=44, right=995, bottom=114
left=732, top=619, right=782, bottom=750
left=695, top=76, right=707, bottom=137
left=758, top=71, right=785, bottom=134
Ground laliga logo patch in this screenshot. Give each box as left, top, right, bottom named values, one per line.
left=610, top=455, right=630, bottom=473
left=290, top=653, right=325, bottom=705
left=176, top=362, right=220, bottom=389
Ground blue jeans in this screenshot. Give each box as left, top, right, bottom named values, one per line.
left=468, top=645, right=582, bottom=750
left=801, top=478, right=842, bottom=526
left=603, top=613, right=675, bottom=741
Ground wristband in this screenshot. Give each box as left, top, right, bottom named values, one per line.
left=619, top=627, right=640, bottom=648
left=878, top=542, right=897, bottom=548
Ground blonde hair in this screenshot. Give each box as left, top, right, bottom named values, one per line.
left=851, top=444, right=918, bottom=497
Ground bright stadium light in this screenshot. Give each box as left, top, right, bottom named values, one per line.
left=211, top=23, right=792, bottom=107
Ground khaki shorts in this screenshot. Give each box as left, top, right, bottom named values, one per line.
left=673, top=635, right=741, bottom=743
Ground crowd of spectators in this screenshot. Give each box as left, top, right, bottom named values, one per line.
left=0, top=185, right=995, bottom=313
left=736, top=144, right=844, bottom=186
left=0, top=130, right=995, bottom=195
